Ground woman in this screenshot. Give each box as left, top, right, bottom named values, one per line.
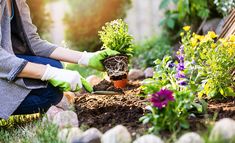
left=0, top=0, right=118, bottom=119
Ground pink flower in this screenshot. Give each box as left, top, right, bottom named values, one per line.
left=150, top=89, right=174, bottom=109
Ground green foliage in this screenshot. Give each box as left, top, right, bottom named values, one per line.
left=214, top=0, right=235, bottom=16
left=66, top=64, right=104, bottom=78
left=159, top=0, right=220, bottom=43
left=132, top=36, right=173, bottom=68
left=64, top=0, right=131, bottom=52
left=98, top=19, right=134, bottom=56
left=0, top=119, right=63, bottom=143
left=181, top=28, right=235, bottom=98
left=140, top=56, right=202, bottom=133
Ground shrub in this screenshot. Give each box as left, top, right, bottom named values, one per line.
left=132, top=35, right=172, bottom=68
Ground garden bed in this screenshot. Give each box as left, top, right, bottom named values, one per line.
left=75, top=80, right=235, bottom=137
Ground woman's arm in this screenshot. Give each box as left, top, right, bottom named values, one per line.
left=18, top=62, right=46, bottom=79
left=49, top=47, right=84, bottom=64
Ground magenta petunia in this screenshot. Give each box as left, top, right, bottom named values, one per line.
left=150, top=89, right=174, bottom=109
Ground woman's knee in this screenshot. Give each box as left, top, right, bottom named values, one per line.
left=48, top=60, right=63, bottom=69
left=46, top=84, right=64, bottom=105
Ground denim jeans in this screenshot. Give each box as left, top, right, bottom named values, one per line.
left=13, top=55, right=64, bottom=115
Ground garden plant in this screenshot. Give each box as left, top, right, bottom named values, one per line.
left=99, top=19, right=134, bottom=88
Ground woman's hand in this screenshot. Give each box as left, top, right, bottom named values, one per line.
left=78, top=49, right=120, bottom=71
left=41, top=65, right=93, bottom=92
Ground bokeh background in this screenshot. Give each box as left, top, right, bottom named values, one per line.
left=28, top=0, right=234, bottom=76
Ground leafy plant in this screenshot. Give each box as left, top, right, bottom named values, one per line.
left=214, top=0, right=235, bottom=16
left=98, top=19, right=134, bottom=56
left=132, top=35, right=172, bottom=68
left=181, top=26, right=235, bottom=98
left=140, top=55, right=202, bottom=133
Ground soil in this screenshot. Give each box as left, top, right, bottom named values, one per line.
left=75, top=81, right=235, bottom=137
left=93, top=80, right=124, bottom=94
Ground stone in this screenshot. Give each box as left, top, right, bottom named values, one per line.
left=43, top=105, right=64, bottom=122
left=58, top=128, right=83, bottom=143
left=53, top=111, right=79, bottom=128
left=56, top=95, right=72, bottom=110
left=133, top=135, right=164, bottom=143
left=128, top=69, right=145, bottom=81
left=58, top=128, right=70, bottom=142
left=67, top=128, right=83, bottom=143
left=64, top=92, right=76, bottom=103
left=176, top=132, right=204, bottom=143
left=209, top=118, right=235, bottom=142
left=73, top=128, right=103, bottom=143
left=202, top=18, right=221, bottom=35
left=144, top=67, right=154, bottom=78
left=101, top=125, right=131, bottom=143
left=86, top=75, right=102, bottom=86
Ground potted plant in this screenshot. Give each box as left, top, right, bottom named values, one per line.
left=98, top=19, right=134, bottom=88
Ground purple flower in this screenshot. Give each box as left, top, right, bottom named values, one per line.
left=177, top=62, right=185, bottom=71
left=176, top=72, right=186, bottom=79
left=150, top=89, right=174, bottom=109
left=168, top=62, right=175, bottom=68
left=178, top=80, right=188, bottom=86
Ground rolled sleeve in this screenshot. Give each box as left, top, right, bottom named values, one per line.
left=0, top=48, right=28, bottom=81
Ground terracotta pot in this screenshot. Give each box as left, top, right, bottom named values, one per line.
left=113, top=79, right=128, bottom=89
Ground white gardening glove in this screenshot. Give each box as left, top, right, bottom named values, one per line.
left=78, top=49, right=120, bottom=71
left=41, top=65, right=93, bottom=92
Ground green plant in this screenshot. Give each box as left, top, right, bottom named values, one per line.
left=140, top=55, right=202, bottom=133
left=132, top=35, right=172, bottom=68
left=214, top=0, right=235, bottom=16
left=98, top=19, right=134, bottom=56
left=181, top=26, right=235, bottom=98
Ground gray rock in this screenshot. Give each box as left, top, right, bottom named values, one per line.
left=177, top=132, right=204, bottom=143
left=43, top=105, right=64, bottom=122
left=67, top=128, right=83, bottom=143
left=209, top=118, right=235, bottom=142
left=73, top=128, right=103, bottom=143
left=128, top=69, right=145, bottom=81
left=144, top=67, right=154, bottom=78
left=53, top=111, right=79, bottom=128
left=56, top=95, right=72, bottom=110
left=58, top=128, right=83, bottom=143
left=86, top=75, right=102, bottom=86
left=101, top=125, right=131, bottom=143
left=133, top=135, right=164, bottom=143
left=202, top=18, right=221, bottom=35
left=58, top=128, right=70, bottom=142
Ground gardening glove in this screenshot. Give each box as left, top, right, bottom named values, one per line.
left=41, top=65, right=93, bottom=93
left=78, top=49, right=120, bottom=71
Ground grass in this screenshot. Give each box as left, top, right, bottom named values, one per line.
left=0, top=114, right=63, bottom=143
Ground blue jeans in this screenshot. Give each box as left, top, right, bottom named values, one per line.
left=13, top=55, right=64, bottom=115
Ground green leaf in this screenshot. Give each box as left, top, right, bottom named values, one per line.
left=192, top=102, right=203, bottom=113
left=166, top=18, right=175, bottom=29
left=159, top=0, right=170, bottom=9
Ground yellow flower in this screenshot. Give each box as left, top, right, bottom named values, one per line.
left=228, top=47, right=234, bottom=56
left=207, top=31, right=217, bottom=39
left=229, top=35, right=235, bottom=42
left=211, top=43, right=216, bottom=48
left=190, top=38, right=198, bottom=47
left=183, top=26, right=191, bottom=31
left=180, top=32, right=184, bottom=37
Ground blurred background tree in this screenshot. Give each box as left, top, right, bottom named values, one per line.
left=64, top=0, right=132, bottom=52
left=27, top=0, right=53, bottom=39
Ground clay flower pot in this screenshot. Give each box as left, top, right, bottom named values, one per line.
left=113, top=78, right=128, bottom=89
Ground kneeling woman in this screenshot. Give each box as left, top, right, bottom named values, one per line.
left=0, top=0, right=118, bottom=119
